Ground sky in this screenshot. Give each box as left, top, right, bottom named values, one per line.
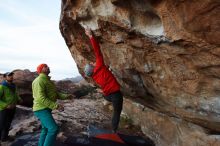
left=0, top=0, right=80, bottom=80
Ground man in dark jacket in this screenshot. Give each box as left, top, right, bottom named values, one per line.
left=84, top=29, right=123, bottom=133
left=0, top=72, right=21, bottom=142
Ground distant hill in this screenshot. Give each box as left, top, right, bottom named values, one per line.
left=62, top=76, right=83, bottom=83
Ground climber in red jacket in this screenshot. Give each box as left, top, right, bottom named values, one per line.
left=84, top=28, right=123, bottom=133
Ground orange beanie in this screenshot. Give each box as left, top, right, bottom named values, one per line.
left=37, top=64, right=47, bottom=74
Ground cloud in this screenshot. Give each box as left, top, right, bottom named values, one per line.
left=0, top=0, right=80, bottom=80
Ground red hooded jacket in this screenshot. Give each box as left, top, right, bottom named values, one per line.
left=90, top=36, right=120, bottom=96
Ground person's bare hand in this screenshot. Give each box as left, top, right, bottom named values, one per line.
left=96, top=88, right=103, bottom=93
left=57, top=104, right=64, bottom=112
left=85, top=28, right=93, bottom=38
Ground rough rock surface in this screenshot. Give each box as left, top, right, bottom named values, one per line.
left=55, top=78, right=95, bottom=98
left=59, top=0, right=220, bottom=145
left=6, top=93, right=145, bottom=146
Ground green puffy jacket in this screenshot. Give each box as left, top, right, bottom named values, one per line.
left=32, top=73, right=69, bottom=111
left=0, top=83, right=21, bottom=111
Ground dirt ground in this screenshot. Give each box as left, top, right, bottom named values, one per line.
left=1, top=95, right=145, bottom=146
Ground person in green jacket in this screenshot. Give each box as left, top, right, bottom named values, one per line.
left=0, top=72, right=21, bottom=142
left=32, top=64, right=74, bottom=146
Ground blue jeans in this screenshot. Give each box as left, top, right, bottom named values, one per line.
left=34, top=109, right=59, bottom=146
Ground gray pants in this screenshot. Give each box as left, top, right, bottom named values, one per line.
left=104, top=91, right=123, bottom=132
left=0, top=108, right=16, bottom=141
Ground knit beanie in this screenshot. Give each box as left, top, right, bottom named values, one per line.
left=37, top=64, right=47, bottom=74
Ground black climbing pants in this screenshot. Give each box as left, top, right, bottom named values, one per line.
left=104, top=91, right=123, bottom=132
left=0, top=108, right=16, bottom=141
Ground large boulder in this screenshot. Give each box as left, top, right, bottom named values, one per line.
left=55, top=78, right=96, bottom=98
left=59, top=0, right=220, bottom=145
